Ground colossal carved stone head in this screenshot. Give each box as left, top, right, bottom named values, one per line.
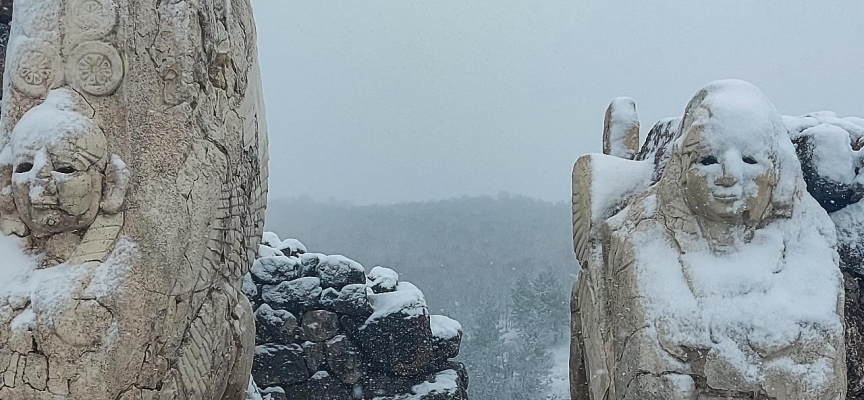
left=679, top=126, right=776, bottom=225
left=10, top=90, right=106, bottom=233
left=0, top=88, right=128, bottom=265
left=658, top=80, right=799, bottom=244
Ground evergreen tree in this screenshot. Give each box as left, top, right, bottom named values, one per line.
left=506, top=269, right=571, bottom=399
left=462, top=295, right=509, bottom=399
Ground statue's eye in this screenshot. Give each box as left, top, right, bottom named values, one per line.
left=55, top=166, right=76, bottom=174
left=700, top=156, right=718, bottom=166
left=742, top=156, right=757, bottom=165
left=15, top=163, right=33, bottom=173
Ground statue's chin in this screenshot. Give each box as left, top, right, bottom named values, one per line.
left=686, top=200, right=742, bottom=224
left=25, top=207, right=93, bottom=234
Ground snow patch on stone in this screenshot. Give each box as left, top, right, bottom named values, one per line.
left=84, top=238, right=137, bottom=298
left=367, top=266, right=398, bottom=291
left=276, top=238, right=306, bottom=254
left=588, top=155, right=654, bottom=225
left=365, top=282, right=427, bottom=324
left=261, top=231, right=281, bottom=248
left=430, top=315, right=462, bottom=340
left=258, top=244, right=284, bottom=258
left=410, top=369, right=460, bottom=397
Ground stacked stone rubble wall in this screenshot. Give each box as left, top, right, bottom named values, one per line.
left=245, top=233, right=469, bottom=400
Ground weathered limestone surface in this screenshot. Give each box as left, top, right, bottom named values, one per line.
left=570, top=80, right=846, bottom=400
left=0, top=0, right=268, bottom=399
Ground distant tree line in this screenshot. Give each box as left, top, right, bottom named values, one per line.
left=265, top=194, right=577, bottom=399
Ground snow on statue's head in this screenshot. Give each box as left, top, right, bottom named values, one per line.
left=658, top=80, right=801, bottom=244
left=0, top=88, right=128, bottom=266
left=9, top=89, right=108, bottom=234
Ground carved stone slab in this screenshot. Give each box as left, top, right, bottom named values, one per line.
left=0, top=0, right=268, bottom=399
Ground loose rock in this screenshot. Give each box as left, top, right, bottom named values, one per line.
left=252, top=344, right=310, bottom=387
left=317, top=255, right=366, bottom=290
left=252, top=256, right=302, bottom=285
left=300, top=310, right=340, bottom=342
left=254, top=304, right=297, bottom=345
left=261, top=277, right=321, bottom=314
left=326, top=335, right=363, bottom=384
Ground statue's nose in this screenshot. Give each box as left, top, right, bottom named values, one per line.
left=716, top=163, right=737, bottom=187
left=42, top=180, right=58, bottom=196
left=715, top=176, right=736, bottom=187
left=33, top=165, right=59, bottom=197
left=36, top=164, right=51, bottom=179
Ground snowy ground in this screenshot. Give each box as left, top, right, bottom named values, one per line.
left=547, top=341, right=571, bottom=400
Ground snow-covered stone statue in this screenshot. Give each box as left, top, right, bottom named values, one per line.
left=0, top=0, right=268, bottom=398
left=570, top=80, right=846, bottom=400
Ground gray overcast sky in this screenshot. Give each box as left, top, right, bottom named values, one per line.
left=250, top=0, right=864, bottom=205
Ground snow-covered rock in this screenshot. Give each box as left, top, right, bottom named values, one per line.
left=244, top=233, right=468, bottom=399
left=385, top=369, right=468, bottom=400
left=254, top=304, right=298, bottom=345
left=275, top=238, right=307, bottom=256
left=317, top=254, right=366, bottom=290
left=361, top=282, right=433, bottom=376
left=320, top=284, right=373, bottom=316
left=252, top=256, right=302, bottom=284
left=261, top=277, right=322, bottom=314
left=245, top=378, right=265, bottom=400
left=431, top=315, right=463, bottom=361
left=368, top=266, right=399, bottom=293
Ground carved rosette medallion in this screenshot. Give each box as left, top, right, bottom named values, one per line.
left=9, top=38, right=62, bottom=97
left=66, top=41, right=124, bottom=96
left=67, top=0, right=118, bottom=39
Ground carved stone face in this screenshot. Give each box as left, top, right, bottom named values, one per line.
left=682, top=128, right=776, bottom=224
left=10, top=116, right=107, bottom=235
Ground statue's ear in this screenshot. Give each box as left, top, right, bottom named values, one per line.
left=0, top=152, right=29, bottom=236
left=101, top=154, right=130, bottom=215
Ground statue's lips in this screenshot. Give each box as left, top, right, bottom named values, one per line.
left=30, top=204, right=71, bottom=215
left=30, top=203, right=60, bottom=209
left=711, top=194, right=739, bottom=202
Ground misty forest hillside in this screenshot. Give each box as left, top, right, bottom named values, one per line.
left=266, top=194, right=577, bottom=399
left=265, top=195, right=576, bottom=317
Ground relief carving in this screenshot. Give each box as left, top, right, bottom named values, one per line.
left=0, top=0, right=267, bottom=398
left=67, top=0, right=116, bottom=36
left=8, top=38, right=62, bottom=97
left=3, top=88, right=127, bottom=266
left=66, top=41, right=123, bottom=96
